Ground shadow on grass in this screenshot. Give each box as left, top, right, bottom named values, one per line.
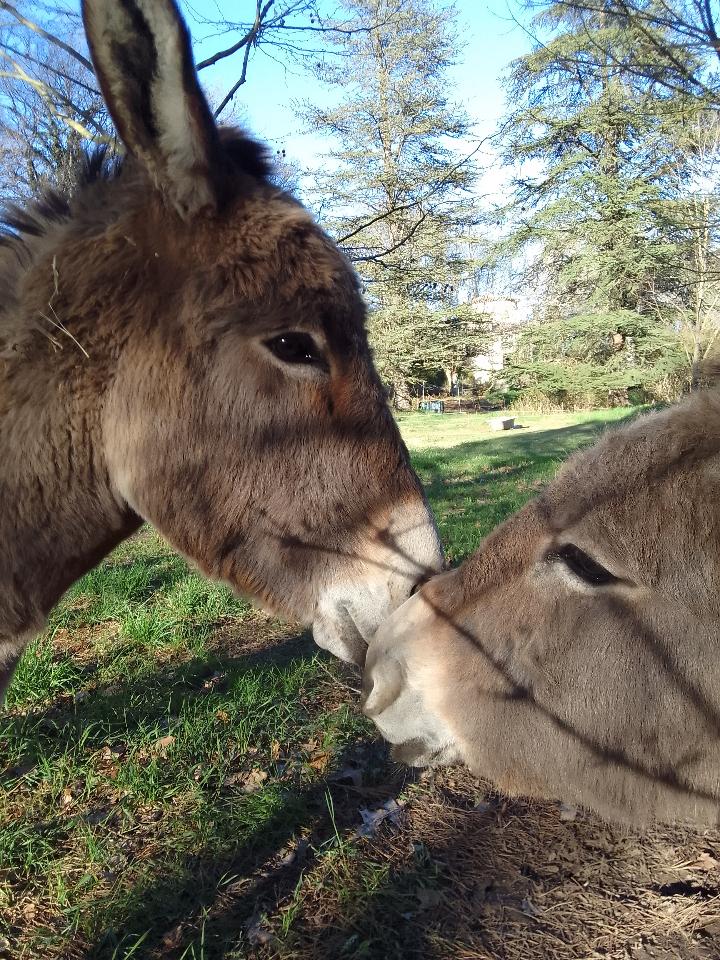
left=55, top=551, right=193, bottom=630
left=103, top=553, right=188, bottom=600
left=3, top=632, right=318, bottom=771
left=87, top=734, right=407, bottom=960
left=89, top=780, right=315, bottom=959
left=3, top=630, right=409, bottom=959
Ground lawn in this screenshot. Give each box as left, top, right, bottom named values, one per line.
left=2, top=407, right=718, bottom=960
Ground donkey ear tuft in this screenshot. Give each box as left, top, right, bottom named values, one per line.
left=82, top=0, right=219, bottom=217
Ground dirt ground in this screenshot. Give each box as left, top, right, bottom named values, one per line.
left=250, top=765, right=720, bottom=960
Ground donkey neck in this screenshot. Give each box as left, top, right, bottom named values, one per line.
left=0, top=347, right=141, bottom=645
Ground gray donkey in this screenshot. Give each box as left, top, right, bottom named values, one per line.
left=365, top=390, right=720, bottom=825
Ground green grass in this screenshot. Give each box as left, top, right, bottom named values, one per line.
left=0, top=407, right=641, bottom=960
left=398, top=407, right=637, bottom=561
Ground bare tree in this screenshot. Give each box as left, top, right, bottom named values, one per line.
left=0, top=0, right=407, bottom=200
left=0, top=38, right=112, bottom=197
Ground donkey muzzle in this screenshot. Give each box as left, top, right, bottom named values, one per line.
left=311, top=502, right=443, bottom=665
left=361, top=591, right=461, bottom=766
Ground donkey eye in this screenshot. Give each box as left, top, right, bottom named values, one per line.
left=550, top=543, right=618, bottom=587
left=264, top=332, right=327, bottom=370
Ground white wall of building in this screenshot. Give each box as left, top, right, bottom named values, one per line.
left=470, top=295, right=531, bottom=384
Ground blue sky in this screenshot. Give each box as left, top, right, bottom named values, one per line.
left=181, top=1, right=534, bottom=170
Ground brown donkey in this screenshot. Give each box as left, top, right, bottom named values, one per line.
left=0, top=0, right=442, bottom=702
left=364, top=391, right=720, bottom=826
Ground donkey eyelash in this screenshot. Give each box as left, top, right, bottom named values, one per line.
left=546, top=543, right=618, bottom=587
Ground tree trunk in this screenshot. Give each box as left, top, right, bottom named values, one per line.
left=392, top=375, right=413, bottom=411
left=690, top=339, right=703, bottom=391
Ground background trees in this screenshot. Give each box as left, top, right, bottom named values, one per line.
left=539, top=0, right=720, bottom=106
left=2, top=0, right=720, bottom=408
left=0, top=0, right=371, bottom=197
left=489, top=0, right=720, bottom=406
left=0, top=4, right=110, bottom=198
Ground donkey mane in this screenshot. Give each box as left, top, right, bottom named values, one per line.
left=0, top=145, right=120, bottom=245
left=0, top=129, right=273, bottom=251
left=0, top=129, right=274, bottom=353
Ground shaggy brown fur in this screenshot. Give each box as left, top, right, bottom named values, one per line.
left=364, top=390, right=720, bottom=826
left=0, top=0, right=441, bottom=700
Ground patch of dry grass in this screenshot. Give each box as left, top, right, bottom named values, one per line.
left=256, top=768, right=720, bottom=960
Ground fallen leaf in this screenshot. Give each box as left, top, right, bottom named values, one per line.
left=60, top=787, right=73, bottom=808
left=246, top=912, right=275, bottom=947
left=689, top=851, right=719, bottom=871
left=270, top=739, right=281, bottom=761
left=357, top=799, right=404, bottom=838
left=655, top=869, right=692, bottom=887
left=161, top=924, right=184, bottom=951
left=98, top=743, right=125, bottom=764
left=240, top=768, right=268, bottom=794
left=137, top=735, right=176, bottom=762
left=278, top=838, right=309, bottom=868
left=308, top=751, right=331, bottom=774
left=215, top=710, right=230, bottom=723
left=153, top=735, right=175, bottom=757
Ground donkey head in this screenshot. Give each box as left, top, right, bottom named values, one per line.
left=72, top=0, right=442, bottom=663
left=364, top=393, right=720, bottom=824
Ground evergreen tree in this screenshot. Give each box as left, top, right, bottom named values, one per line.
left=301, top=0, right=486, bottom=406
left=540, top=0, right=720, bottom=106
left=491, top=1, right=717, bottom=403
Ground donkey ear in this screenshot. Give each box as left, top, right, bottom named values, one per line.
left=81, top=0, right=219, bottom=217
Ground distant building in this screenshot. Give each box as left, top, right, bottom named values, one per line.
left=469, top=295, right=531, bottom=384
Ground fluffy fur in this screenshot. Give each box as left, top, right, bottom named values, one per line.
left=0, top=0, right=441, bottom=701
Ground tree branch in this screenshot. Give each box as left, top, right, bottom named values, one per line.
left=196, top=0, right=275, bottom=71
left=0, top=44, right=99, bottom=96
left=337, top=140, right=485, bottom=245
left=213, top=38, right=254, bottom=117
left=0, top=1, right=93, bottom=73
